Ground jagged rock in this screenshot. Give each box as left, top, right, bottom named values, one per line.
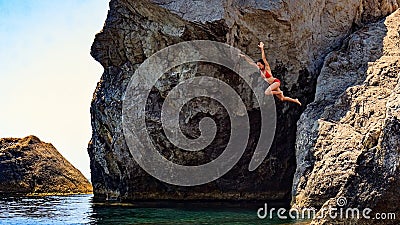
left=292, top=9, right=400, bottom=225
left=89, top=0, right=399, bottom=202
left=0, top=136, right=92, bottom=195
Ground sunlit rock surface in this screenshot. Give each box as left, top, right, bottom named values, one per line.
left=0, top=136, right=92, bottom=195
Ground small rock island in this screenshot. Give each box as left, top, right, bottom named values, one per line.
left=0, top=135, right=92, bottom=195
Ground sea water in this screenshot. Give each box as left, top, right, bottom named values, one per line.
left=0, top=195, right=309, bottom=224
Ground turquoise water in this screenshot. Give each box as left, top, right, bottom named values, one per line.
left=0, top=195, right=308, bottom=224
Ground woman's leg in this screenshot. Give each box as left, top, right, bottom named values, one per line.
left=275, top=88, right=302, bottom=106
left=265, top=82, right=301, bottom=105
left=264, top=82, right=281, bottom=95
left=271, top=90, right=283, bottom=95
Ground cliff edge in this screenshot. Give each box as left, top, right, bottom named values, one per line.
left=89, top=0, right=398, bottom=204
left=293, top=9, right=400, bottom=224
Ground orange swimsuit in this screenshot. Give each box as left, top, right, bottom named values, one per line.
left=261, top=70, right=280, bottom=84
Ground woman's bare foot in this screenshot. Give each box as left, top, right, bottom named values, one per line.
left=294, top=98, right=302, bottom=106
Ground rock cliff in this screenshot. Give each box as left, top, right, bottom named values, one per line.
left=292, top=9, right=400, bottom=225
left=89, top=0, right=399, bottom=203
left=0, top=136, right=92, bottom=195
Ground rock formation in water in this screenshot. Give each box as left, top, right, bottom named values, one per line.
left=0, top=136, right=92, bottom=195
left=292, top=9, right=400, bottom=225
left=88, top=0, right=399, bottom=203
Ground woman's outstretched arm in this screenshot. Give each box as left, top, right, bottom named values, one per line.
left=239, top=53, right=258, bottom=68
left=258, top=42, right=271, bottom=73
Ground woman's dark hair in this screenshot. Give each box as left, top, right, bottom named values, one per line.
left=256, top=59, right=265, bottom=66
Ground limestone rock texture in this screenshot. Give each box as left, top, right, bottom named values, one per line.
left=88, top=0, right=399, bottom=202
left=292, top=9, right=400, bottom=224
left=0, top=136, right=92, bottom=195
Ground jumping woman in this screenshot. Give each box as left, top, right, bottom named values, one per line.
left=239, top=42, right=301, bottom=106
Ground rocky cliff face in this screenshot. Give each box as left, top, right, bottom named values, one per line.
left=0, top=136, right=92, bottom=195
left=293, top=9, right=400, bottom=224
left=89, top=0, right=399, bottom=202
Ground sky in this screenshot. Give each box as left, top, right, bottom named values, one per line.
left=0, top=0, right=109, bottom=179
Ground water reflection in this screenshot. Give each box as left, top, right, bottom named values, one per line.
left=0, top=195, right=94, bottom=224
left=0, top=195, right=308, bottom=225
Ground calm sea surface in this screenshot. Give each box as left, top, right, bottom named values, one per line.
left=0, top=194, right=309, bottom=224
